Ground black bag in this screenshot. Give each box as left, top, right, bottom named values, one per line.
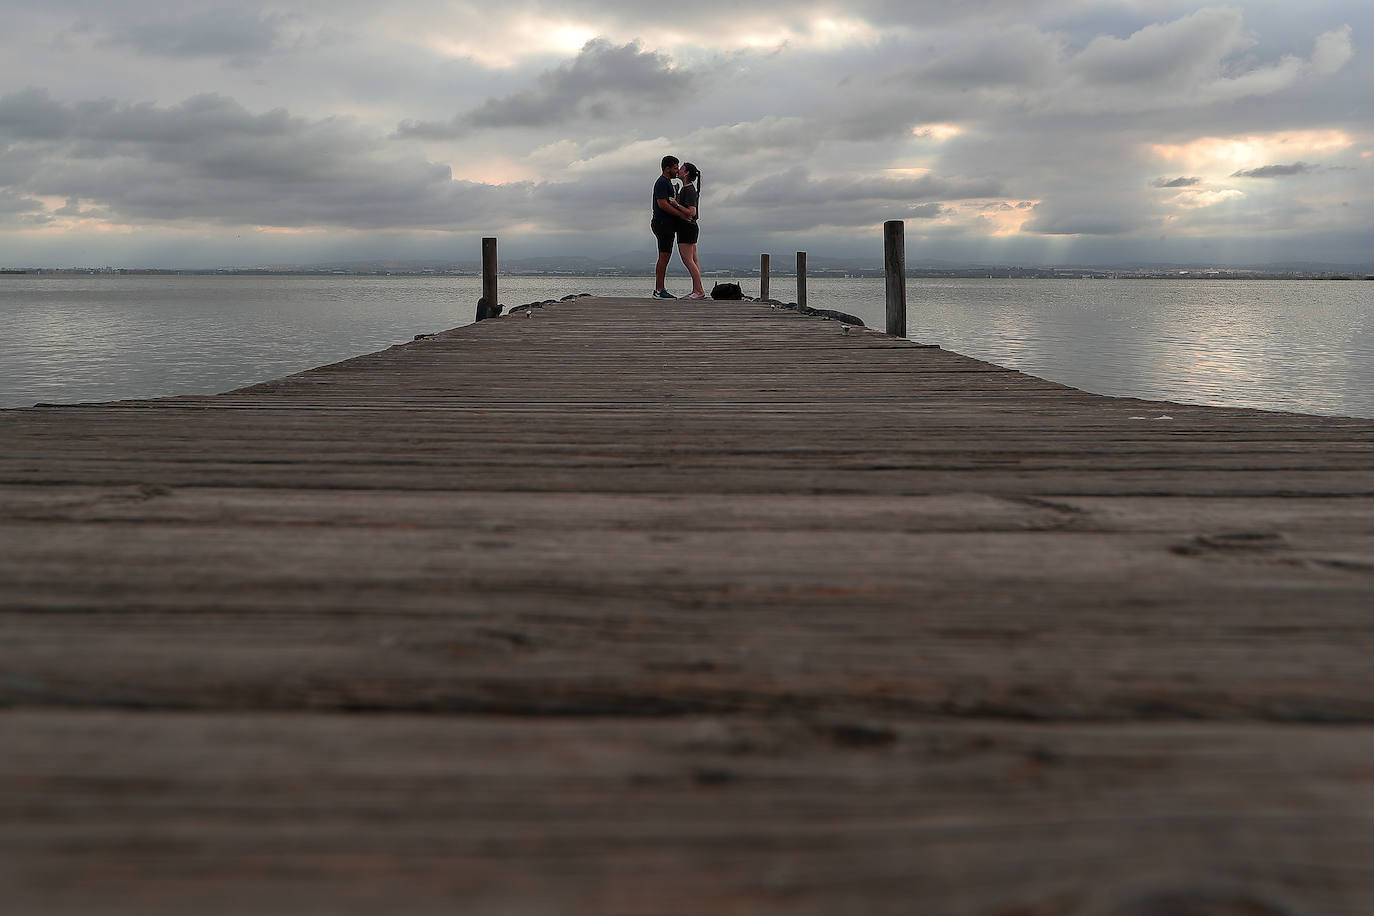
left=710, top=282, right=743, bottom=300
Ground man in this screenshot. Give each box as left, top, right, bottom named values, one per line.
left=651, top=155, right=684, bottom=299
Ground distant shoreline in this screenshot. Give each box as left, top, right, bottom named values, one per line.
left=4, top=268, right=1372, bottom=281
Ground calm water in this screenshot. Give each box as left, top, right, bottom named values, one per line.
left=2, top=274, right=1372, bottom=418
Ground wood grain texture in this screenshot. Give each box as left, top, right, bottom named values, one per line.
left=4, top=711, right=1372, bottom=916
left=3, top=296, right=1373, bottom=913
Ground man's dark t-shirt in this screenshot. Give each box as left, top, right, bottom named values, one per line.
left=652, top=175, right=676, bottom=221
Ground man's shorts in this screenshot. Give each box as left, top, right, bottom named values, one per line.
left=651, top=219, right=676, bottom=253
left=676, top=220, right=699, bottom=245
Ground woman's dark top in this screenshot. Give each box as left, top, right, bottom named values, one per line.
left=676, top=184, right=698, bottom=222
left=675, top=184, right=700, bottom=244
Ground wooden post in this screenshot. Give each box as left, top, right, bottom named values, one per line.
left=884, top=221, right=907, bottom=338
left=477, top=237, right=498, bottom=321
left=796, top=251, right=807, bottom=309
left=759, top=254, right=770, bottom=301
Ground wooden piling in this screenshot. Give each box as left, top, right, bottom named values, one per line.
left=884, top=220, right=907, bottom=338
left=479, top=237, right=498, bottom=321
left=796, top=251, right=807, bottom=308
left=759, top=253, right=770, bottom=301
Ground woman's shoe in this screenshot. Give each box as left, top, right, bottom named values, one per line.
left=684, top=291, right=706, bottom=300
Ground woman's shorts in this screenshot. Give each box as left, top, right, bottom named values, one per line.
left=676, top=220, right=699, bottom=245
left=651, top=219, right=677, bottom=253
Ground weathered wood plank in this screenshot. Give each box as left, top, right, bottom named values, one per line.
left=3, top=711, right=1374, bottom=916
left=4, top=503, right=1374, bottom=718
left=3, top=295, right=1374, bottom=912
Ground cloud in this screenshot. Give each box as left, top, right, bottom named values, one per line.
left=1310, top=25, right=1355, bottom=76
left=728, top=170, right=1001, bottom=208
left=396, top=39, right=689, bottom=139
left=52, top=196, right=106, bottom=218
left=919, top=25, right=1061, bottom=89
left=539, top=0, right=1074, bottom=34
left=1074, top=17, right=1354, bottom=111
left=1, top=2, right=1370, bottom=267
left=1164, top=188, right=1244, bottom=209
left=901, top=9, right=1356, bottom=117
left=0, top=189, right=47, bottom=219
left=1232, top=162, right=1316, bottom=178
left=0, top=89, right=544, bottom=230
left=0, top=87, right=75, bottom=141
left=709, top=169, right=1002, bottom=232
left=682, top=116, right=816, bottom=158
left=1070, top=7, right=1248, bottom=88
left=100, top=9, right=297, bottom=66
left=1022, top=205, right=1144, bottom=236
left=1, top=87, right=754, bottom=236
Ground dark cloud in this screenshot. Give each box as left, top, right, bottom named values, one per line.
left=0, top=87, right=76, bottom=140
left=1022, top=201, right=1146, bottom=236
left=1, top=89, right=298, bottom=150
left=728, top=170, right=1001, bottom=208
left=101, top=9, right=294, bottom=66
left=396, top=39, right=688, bottom=139
left=892, top=7, right=1352, bottom=119
left=1232, top=162, right=1317, bottom=178
left=0, top=87, right=746, bottom=235
left=1070, top=7, right=1244, bottom=87
left=687, top=117, right=815, bottom=158
left=0, top=89, right=547, bottom=230
left=1153, top=176, right=1202, bottom=188
left=0, top=189, right=46, bottom=216
left=916, top=26, right=1060, bottom=89
left=709, top=170, right=999, bottom=233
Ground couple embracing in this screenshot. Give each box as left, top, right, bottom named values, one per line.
left=650, top=155, right=705, bottom=299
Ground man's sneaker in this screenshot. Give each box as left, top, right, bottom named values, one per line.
left=653, top=289, right=676, bottom=299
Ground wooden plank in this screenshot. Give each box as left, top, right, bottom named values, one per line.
left=4, top=493, right=1374, bottom=719
left=3, top=295, right=1374, bottom=912
left=3, top=711, right=1374, bottom=915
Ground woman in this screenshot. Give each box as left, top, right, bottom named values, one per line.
left=673, top=162, right=706, bottom=299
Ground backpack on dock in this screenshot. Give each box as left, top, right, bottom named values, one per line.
left=710, top=282, right=743, bottom=300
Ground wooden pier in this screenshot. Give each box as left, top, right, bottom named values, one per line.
left=3, top=295, right=1374, bottom=915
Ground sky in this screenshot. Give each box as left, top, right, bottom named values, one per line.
left=0, top=0, right=1370, bottom=268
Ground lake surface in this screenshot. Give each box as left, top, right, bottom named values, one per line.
left=2, top=274, right=1371, bottom=418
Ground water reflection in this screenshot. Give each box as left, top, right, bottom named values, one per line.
left=891, top=279, right=1374, bottom=419
left=1, top=275, right=1371, bottom=419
